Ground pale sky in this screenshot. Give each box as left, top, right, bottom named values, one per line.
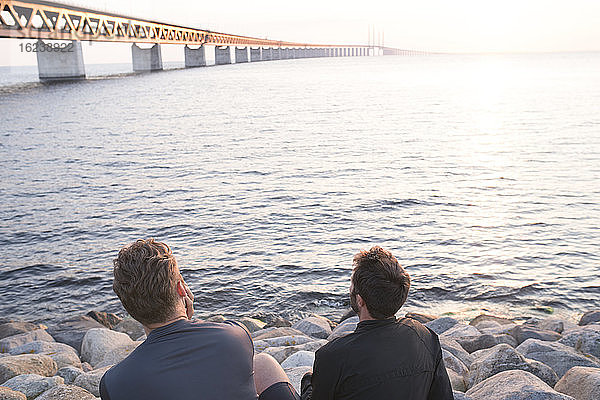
left=2, top=0, right=600, bottom=66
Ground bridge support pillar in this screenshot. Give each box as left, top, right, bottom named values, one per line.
left=235, top=47, right=249, bottom=63
left=184, top=45, right=206, bottom=67
left=132, top=43, right=163, bottom=72
left=215, top=46, right=233, bottom=64
left=250, top=47, right=261, bottom=62
left=36, top=40, right=85, bottom=81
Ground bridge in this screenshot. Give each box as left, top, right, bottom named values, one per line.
left=0, top=0, right=421, bottom=81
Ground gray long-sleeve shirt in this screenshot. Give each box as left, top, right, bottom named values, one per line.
left=100, top=319, right=257, bottom=400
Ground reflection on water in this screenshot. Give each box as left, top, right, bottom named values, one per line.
left=0, top=53, right=599, bottom=323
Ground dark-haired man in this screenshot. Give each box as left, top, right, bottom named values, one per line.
left=301, top=246, right=453, bottom=400
left=100, top=239, right=300, bottom=400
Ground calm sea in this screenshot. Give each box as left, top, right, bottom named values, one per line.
left=1, top=53, right=599, bottom=324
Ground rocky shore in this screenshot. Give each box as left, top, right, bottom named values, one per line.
left=1, top=310, right=599, bottom=400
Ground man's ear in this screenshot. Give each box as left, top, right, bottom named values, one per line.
left=176, top=281, right=186, bottom=297
left=356, top=294, right=366, bottom=308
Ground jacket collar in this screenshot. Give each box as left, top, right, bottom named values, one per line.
left=355, top=317, right=397, bottom=333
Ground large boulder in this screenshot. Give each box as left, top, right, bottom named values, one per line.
left=80, top=328, right=134, bottom=367
left=554, top=366, right=600, bottom=400
left=465, top=370, right=573, bottom=400
left=95, top=341, right=142, bottom=368
left=467, top=344, right=558, bottom=388
left=57, top=366, right=84, bottom=385
left=457, top=333, right=517, bottom=353
left=9, top=341, right=81, bottom=369
left=579, top=311, right=600, bottom=326
left=443, top=349, right=469, bottom=376
left=0, top=354, right=57, bottom=384
left=73, top=366, right=111, bottom=397
left=525, top=318, right=578, bottom=334
left=327, top=317, right=358, bottom=341
left=0, top=387, right=26, bottom=400
left=35, top=385, right=96, bottom=400
left=2, top=374, right=64, bottom=400
left=447, top=368, right=467, bottom=392
left=405, top=312, right=437, bottom=324
left=281, top=351, right=315, bottom=369
left=113, top=317, right=145, bottom=341
left=441, top=324, right=481, bottom=340
left=558, top=324, right=600, bottom=359
left=425, top=317, right=459, bottom=335
left=237, top=317, right=266, bottom=333
left=517, top=338, right=600, bottom=378
left=252, top=327, right=306, bottom=341
left=0, top=330, right=54, bottom=353
left=509, top=325, right=562, bottom=345
left=262, top=340, right=327, bottom=363
left=284, top=366, right=312, bottom=394
left=0, top=322, right=43, bottom=341
left=86, top=311, right=122, bottom=330
left=47, top=316, right=105, bottom=353
left=469, top=315, right=515, bottom=330
left=261, top=335, right=314, bottom=348
left=453, top=391, right=473, bottom=400
left=292, top=316, right=333, bottom=339
left=440, top=338, right=473, bottom=367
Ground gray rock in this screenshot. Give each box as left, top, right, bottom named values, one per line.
left=35, top=384, right=96, bottom=400
left=263, top=340, right=327, bottom=363
left=57, top=366, right=83, bottom=384
left=525, top=318, right=578, bottom=334
left=327, top=316, right=358, bottom=341
left=465, top=370, right=574, bottom=400
left=453, top=391, right=473, bottom=400
left=554, top=366, right=600, bottom=400
left=95, top=341, right=141, bottom=368
left=292, top=316, right=333, bottom=339
left=284, top=366, right=312, bottom=394
left=86, top=311, right=122, bottom=330
left=441, top=324, right=481, bottom=340
left=440, top=338, right=474, bottom=367
left=80, top=328, right=133, bottom=367
left=469, top=315, right=515, bottom=329
left=238, top=317, right=266, bottom=333
left=205, top=315, right=226, bottom=323
left=47, top=316, right=105, bottom=353
left=558, top=324, right=600, bottom=359
left=0, top=354, right=57, bottom=384
left=425, top=317, right=459, bottom=335
left=262, top=335, right=314, bottom=348
left=264, top=317, right=292, bottom=328
left=443, top=349, right=469, bottom=376
left=467, top=343, right=558, bottom=388
left=113, top=317, right=145, bottom=341
left=404, top=312, right=437, bottom=324
left=0, top=387, right=26, bottom=400
left=0, top=330, right=55, bottom=353
left=253, top=340, right=270, bottom=353
left=517, top=338, right=600, bottom=378
left=252, top=327, right=306, bottom=340
left=338, top=309, right=357, bottom=323
left=281, top=351, right=315, bottom=369
left=0, top=322, right=43, bottom=341
left=457, top=333, right=517, bottom=353
left=580, top=311, right=600, bottom=326
left=3, top=374, right=64, bottom=400
left=10, top=341, right=81, bottom=369
left=73, top=366, right=110, bottom=397
left=509, top=325, right=562, bottom=345
left=447, top=368, right=467, bottom=392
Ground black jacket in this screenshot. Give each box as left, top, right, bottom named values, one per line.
left=303, top=317, right=453, bottom=400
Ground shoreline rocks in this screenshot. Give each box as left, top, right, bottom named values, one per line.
left=0, top=309, right=598, bottom=399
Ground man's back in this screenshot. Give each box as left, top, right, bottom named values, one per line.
left=309, top=317, right=452, bottom=400
left=100, top=319, right=258, bottom=400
